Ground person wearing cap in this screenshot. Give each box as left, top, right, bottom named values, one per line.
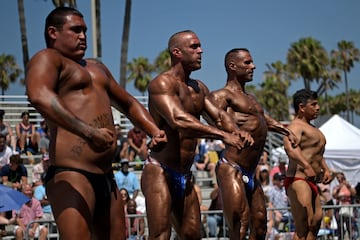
left=283, top=89, right=333, bottom=240
left=256, top=165, right=271, bottom=196
left=268, top=172, right=292, bottom=232
left=114, top=159, right=140, bottom=199
left=114, top=159, right=146, bottom=214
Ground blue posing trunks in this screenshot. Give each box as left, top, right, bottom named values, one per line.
left=217, top=158, right=256, bottom=197
left=145, top=157, right=192, bottom=199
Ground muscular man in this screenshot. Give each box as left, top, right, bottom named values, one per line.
left=141, top=31, right=253, bottom=240
left=283, top=89, right=333, bottom=240
left=207, top=48, right=298, bottom=240
left=25, top=7, right=166, bottom=240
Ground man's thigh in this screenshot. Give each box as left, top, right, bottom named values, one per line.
left=46, top=171, right=95, bottom=239
left=141, top=165, right=172, bottom=236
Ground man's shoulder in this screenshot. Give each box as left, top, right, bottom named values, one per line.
left=28, top=48, right=64, bottom=67
left=114, top=170, right=124, bottom=177
left=31, top=48, right=61, bottom=59
left=148, top=72, right=181, bottom=91
left=209, top=87, right=232, bottom=98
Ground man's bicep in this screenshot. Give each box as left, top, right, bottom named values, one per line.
left=283, top=125, right=301, bottom=151
left=27, top=54, right=59, bottom=91
left=150, top=93, right=183, bottom=125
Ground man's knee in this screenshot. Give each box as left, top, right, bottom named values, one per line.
left=41, top=226, right=49, bottom=235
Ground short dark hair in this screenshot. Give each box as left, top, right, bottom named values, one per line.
left=10, top=154, right=23, bottom=164
left=45, top=7, right=83, bottom=47
left=21, top=111, right=29, bottom=118
left=224, top=48, right=249, bottom=71
left=293, top=89, right=318, bottom=113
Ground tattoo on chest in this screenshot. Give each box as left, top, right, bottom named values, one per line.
left=90, top=113, right=110, bottom=128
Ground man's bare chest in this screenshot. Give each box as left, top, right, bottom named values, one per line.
left=59, top=60, right=107, bottom=91
left=179, top=86, right=205, bottom=115
left=230, top=93, right=263, bottom=114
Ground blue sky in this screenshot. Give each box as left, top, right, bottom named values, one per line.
left=1, top=0, right=360, bottom=125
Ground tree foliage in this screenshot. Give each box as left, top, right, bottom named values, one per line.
left=0, top=54, right=23, bottom=96
left=257, top=61, right=291, bottom=121
left=287, top=37, right=329, bottom=91
left=331, top=40, right=360, bottom=121
left=154, top=49, right=171, bottom=74
left=127, top=57, right=153, bottom=95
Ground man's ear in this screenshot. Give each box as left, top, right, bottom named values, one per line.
left=298, top=103, right=306, bottom=113
left=47, top=26, right=58, bottom=40
left=228, top=62, right=236, bottom=71
left=172, top=48, right=181, bottom=57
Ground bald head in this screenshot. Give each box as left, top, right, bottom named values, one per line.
left=168, top=30, right=197, bottom=53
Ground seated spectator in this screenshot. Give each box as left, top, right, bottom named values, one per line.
left=0, top=110, right=16, bottom=152
left=36, top=120, right=47, bottom=138
left=318, top=181, right=335, bottom=230
left=114, top=159, right=146, bottom=213
left=267, top=173, right=293, bottom=232
left=34, top=174, right=53, bottom=223
left=113, top=123, right=129, bottom=163
left=125, top=199, right=145, bottom=240
left=205, top=139, right=221, bottom=164
left=120, top=188, right=131, bottom=208
left=265, top=194, right=278, bottom=240
left=0, top=134, right=13, bottom=172
left=38, top=122, right=50, bottom=155
left=206, top=185, right=226, bottom=238
left=13, top=184, right=48, bottom=240
left=255, top=150, right=270, bottom=179
left=32, top=154, right=50, bottom=187
left=15, top=111, right=40, bottom=154
left=194, top=139, right=216, bottom=180
left=269, top=156, right=288, bottom=181
left=127, top=127, right=148, bottom=162
left=332, top=171, right=357, bottom=239
left=0, top=154, right=27, bottom=190
left=192, top=175, right=208, bottom=238
left=256, top=165, right=271, bottom=196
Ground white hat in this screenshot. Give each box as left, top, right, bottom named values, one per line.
left=120, top=159, right=129, bottom=165
left=259, top=165, right=269, bottom=172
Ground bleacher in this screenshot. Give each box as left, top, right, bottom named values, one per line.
left=0, top=95, right=292, bottom=240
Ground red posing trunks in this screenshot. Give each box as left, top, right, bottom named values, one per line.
left=284, top=177, right=319, bottom=195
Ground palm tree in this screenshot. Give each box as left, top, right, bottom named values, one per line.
left=331, top=40, right=360, bottom=122
left=52, top=0, right=77, bottom=7
left=120, top=0, right=132, bottom=88
left=154, top=49, right=171, bottom=74
left=316, top=65, right=341, bottom=114
left=0, top=54, right=23, bottom=96
left=94, top=0, right=101, bottom=58
left=127, top=57, right=153, bottom=95
left=17, top=0, right=29, bottom=72
left=261, top=61, right=291, bottom=121
left=286, top=37, right=329, bottom=91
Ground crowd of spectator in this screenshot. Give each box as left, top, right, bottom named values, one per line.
left=1, top=110, right=360, bottom=239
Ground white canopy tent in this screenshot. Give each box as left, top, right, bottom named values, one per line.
left=270, top=114, right=360, bottom=186
left=320, top=114, right=360, bottom=186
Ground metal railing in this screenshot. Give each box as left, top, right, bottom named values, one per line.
left=4, top=204, right=356, bottom=239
